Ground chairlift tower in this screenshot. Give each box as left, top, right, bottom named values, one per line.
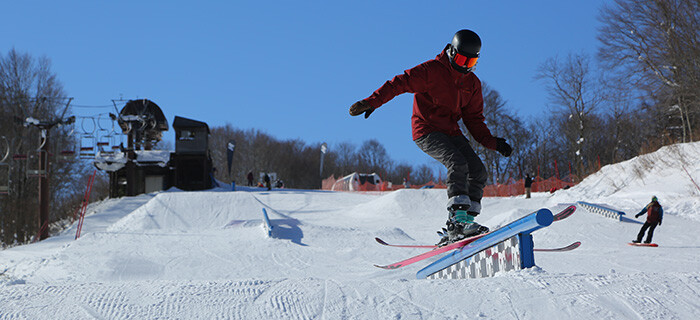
left=109, top=99, right=169, bottom=196
left=17, top=97, right=74, bottom=241
left=0, top=136, right=10, bottom=194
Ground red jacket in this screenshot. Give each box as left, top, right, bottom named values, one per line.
left=638, top=201, right=663, bottom=223
left=363, top=45, right=498, bottom=150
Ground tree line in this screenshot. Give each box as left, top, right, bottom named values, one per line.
left=208, top=125, right=438, bottom=189
left=468, top=0, right=699, bottom=183
left=0, top=49, right=98, bottom=247
left=1, top=0, right=698, bottom=247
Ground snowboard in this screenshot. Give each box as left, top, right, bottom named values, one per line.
left=628, top=242, right=658, bottom=247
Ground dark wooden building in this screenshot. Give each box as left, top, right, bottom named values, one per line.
left=94, top=99, right=214, bottom=197
left=171, top=116, right=213, bottom=191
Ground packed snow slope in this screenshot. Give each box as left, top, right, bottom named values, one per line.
left=1, top=142, right=700, bottom=319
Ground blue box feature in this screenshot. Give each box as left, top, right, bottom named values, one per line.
left=417, top=208, right=553, bottom=279
left=577, top=201, right=625, bottom=221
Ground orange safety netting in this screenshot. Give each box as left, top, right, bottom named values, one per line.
left=322, top=174, right=578, bottom=197
left=483, top=175, right=578, bottom=197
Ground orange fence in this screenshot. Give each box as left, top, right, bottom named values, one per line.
left=321, top=175, right=447, bottom=192
left=483, top=175, right=578, bottom=197
left=322, top=174, right=578, bottom=197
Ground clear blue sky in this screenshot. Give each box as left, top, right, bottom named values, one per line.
left=2, top=0, right=607, bottom=172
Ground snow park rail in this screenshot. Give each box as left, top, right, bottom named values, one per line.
left=576, top=201, right=625, bottom=221
left=261, top=208, right=274, bottom=237
left=417, top=208, right=553, bottom=280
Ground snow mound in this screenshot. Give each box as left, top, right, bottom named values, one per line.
left=106, top=192, right=264, bottom=232
left=552, top=141, right=700, bottom=220
left=347, top=188, right=446, bottom=219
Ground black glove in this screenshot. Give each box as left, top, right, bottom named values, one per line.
left=349, top=100, right=374, bottom=119
left=635, top=213, right=642, bottom=218
left=658, top=220, right=662, bottom=226
left=495, top=138, right=512, bottom=157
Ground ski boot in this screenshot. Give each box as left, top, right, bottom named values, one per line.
left=436, top=196, right=489, bottom=247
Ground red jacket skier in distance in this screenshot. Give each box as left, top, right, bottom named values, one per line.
left=361, top=44, right=498, bottom=150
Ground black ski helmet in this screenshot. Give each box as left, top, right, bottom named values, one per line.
left=447, top=29, right=481, bottom=74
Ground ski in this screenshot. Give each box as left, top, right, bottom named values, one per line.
left=374, top=231, right=491, bottom=269
left=628, top=242, right=658, bottom=247
left=375, top=205, right=577, bottom=249
left=533, top=241, right=581, bottom=252
left=553, top=204, right=576, bottom=221
left=374, top=237, right=434, bottom=248
left=375, top=238, right=580, bottom=252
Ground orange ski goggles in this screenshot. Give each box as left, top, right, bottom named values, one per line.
left=453, top=52, right=479, bottom=68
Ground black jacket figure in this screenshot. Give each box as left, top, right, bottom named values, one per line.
left=524, top=174, right=533, bottom=199
left=633, top=197, right=663, bottom=244
left=263, top=173, right=271, bottom=191
left=247, top=171, right=254, bottom=186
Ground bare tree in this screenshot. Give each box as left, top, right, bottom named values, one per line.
left=209, top=125, right=284, bottom=186
left=523, top=116, right=558, bottom=178
left=0, top=49, right=87, bottom=246
left=332, top=141, right=357, bottom=177
left=598, top=0, right=700, bottom=142
left=595, top=75, right=655, bottom=164
left=536, top=53, right=603, bottom=177
left=389, top=163, right=413, bottom=185
left=460, top=83, right=528, bottom=183
left=412, top=163, right=435, bottom=186
left=357, top=139, right=391, bottom=174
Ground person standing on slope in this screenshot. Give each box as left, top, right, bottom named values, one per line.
left=349, top=29, right=512, bottom=246
left=632, top=196, right=663, bottom=244
left=524, top=173, right=533, bottom=199
left=247, top=171, right=254, bottom=187
left=263, top=173, right=272, bottom=191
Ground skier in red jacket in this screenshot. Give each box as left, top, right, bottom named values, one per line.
left=632, top=196, right=663, bottom=244
left=349, top=29, right=512, bottom=245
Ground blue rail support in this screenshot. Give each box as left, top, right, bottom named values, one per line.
left=261, top=208, right=274, bottom=237
left=417, top=208, right=553, bottom=279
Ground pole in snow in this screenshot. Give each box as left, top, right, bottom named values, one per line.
left=226, top=139, right=236, bottom=178
left=319, top=142, right=327, bottom=189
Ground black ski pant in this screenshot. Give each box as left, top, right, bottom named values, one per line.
left=636, top=221, right=659, bottom=243
left=414, top=132, right=487, bottom=203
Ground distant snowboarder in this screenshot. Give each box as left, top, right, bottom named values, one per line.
left=349, top=29, right=512, bottom=246
left=632, top=196, right=663, bottom=244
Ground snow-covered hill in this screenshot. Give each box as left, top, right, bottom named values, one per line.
left=1, top=142, right=700, bottom=319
